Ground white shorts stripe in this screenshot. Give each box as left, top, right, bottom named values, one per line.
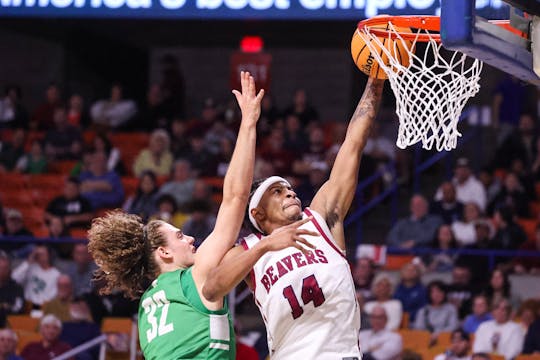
left=209, top=342, right=230, bottom=351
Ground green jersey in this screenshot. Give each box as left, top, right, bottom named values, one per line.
left=138, top=267, right=235, bottom=360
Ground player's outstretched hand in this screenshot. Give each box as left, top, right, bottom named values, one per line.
left=232, top=71, right=265, bottom=127
left=262, top=217, right=318, bottom=254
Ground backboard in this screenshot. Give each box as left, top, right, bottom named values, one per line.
left=440, top=0, right=540, bottom=85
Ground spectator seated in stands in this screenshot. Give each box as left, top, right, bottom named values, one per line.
left=204, top=119, right=236, bottom=156
left=12, top=245, right=61, bottom=309
left=2, top=209, right=33, bottom=255
left=463, top=294, right=493, bottom=335
left=422, top=224, right=458, bottom=273
left=359, top=305, right=403, bottom=360
left=133, top=83, right=170, bottom=131
left=45, top=177, right=94, bottom=229
left=122, top=170, right=159, bottom=221
left=132, top=128, right=173, bottom=178
left=214, top=137, right=234, bottom=177
left=0, top=252, right=24, bottom=328
left=43, top=107, right=83, bottom=161
left=60, top=243, right=97, bottom=298
left=431, top=181, right=464, bottom=225
left=30, top=83, right=62, bottom=131
left=483, top=269, right=521, bottom=313
left=478, top=168, right=503, bottom=207
left=516, top=299, right=539, bottom=334
left=66, top=94, right=88, bottom=128
left=0, top=328, right=23, bottom=360
left=434, top=329, right=472, bottom=360
left=447, top=265, right=476, bottom=320
left=183, top=129, right=218, bottom=177
left=90, top=82, right=137, bottom=130
left=20, top=314, right=72, bottom=360
left=181, top=199, right=216, bottom=247
left=283, top=113, right=308, bottom=154
left=14, top=139, right=47, bottom=174
left=42, top=274, right=74, bottom=322
left=512, top=223, right=540, bottom=274
left=452, top=202, right=482, bottom=247
left=258, top=127, right=293, bottom=176
left=353, top=257, right=376, bottom=302
left=283, top=88, right=319, bottom=127
left=0, top=129, right=25, bottom=173
left=79, top=151, right=124, bottom=210
left=0, top=84, right=28, bottom=130
left=92, top=132, right=123, bottom=175
left=491, top=206, right=527, bottom=251
left=394, top=260, right=427, bottom=323
left=158, top=159, right=195, bottom=210
left=295, top=161, right=330, bottom=208
left=456, top=220, right=494, bottom=286
left=60, top=299, right=101, bottom=360
left=523, top=317, right=540, bottom=354
left=387, top=194, right=443, bottom=249
left=169, top=117, right=190, bottom=158
left=436, top=158, right=486, bottom=212
left=292, top=126, right=328, bottom=177
left=46, top=217, right=72, bottom=260
left=488, top=172, right=530, bottom=218
left=364, top=274, right=403, bottom=331
left=495, top=113, right=537, bottom=170
left=150, top=194, right=188, bottom=229
left=413, top=280, right=459, bottom=346
left=473, top=298, right=525, bottom=360
left=362, top=122, right=396, bottom=174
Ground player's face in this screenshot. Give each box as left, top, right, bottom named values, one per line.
left=160, top=223, right=196, bottom=268
left=259, top=182, right=302, bottom=225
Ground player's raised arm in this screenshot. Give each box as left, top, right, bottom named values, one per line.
left=192, top=71, right=264, bottom=287
left=310, top=77, right=385, bottom=249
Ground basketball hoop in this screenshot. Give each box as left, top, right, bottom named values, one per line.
left=358, top=15, right=483, bottom=151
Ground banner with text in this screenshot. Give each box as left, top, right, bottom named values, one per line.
left=0, top=0, right=508, bottom=19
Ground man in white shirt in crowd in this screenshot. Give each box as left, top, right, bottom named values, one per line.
left=473, top=298, right=525, bottom=360
left=434, top=328, right=471, bottom=360
left=359, top=305, right=403, bottom=360
left=436, top=158, right=487, bottom=212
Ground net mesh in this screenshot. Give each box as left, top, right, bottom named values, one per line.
left=359, top=22, right=483, bottom=151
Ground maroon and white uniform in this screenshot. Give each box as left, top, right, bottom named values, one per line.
left=242, top=208, right=361, bottom=360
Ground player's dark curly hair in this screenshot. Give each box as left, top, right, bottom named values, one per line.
left=88, top=210, right=166, bottom=299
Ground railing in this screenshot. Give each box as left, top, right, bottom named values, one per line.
left=386, top=246, right=540, bottom=271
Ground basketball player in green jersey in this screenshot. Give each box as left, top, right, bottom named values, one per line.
left=88, top=72, right=316, bottom=360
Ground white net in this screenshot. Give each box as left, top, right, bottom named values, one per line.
left=359, top=22, right=483, bottom=151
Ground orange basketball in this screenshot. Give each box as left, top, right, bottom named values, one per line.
left=351, top=25, right=414, bottom=79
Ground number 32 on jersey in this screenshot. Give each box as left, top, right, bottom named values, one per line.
left=141, top=290, right=174, bottom=343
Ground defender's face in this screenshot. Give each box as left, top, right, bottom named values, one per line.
left=160, top=223, right=196, bottom=268
left=258, top=182, right=302, bottom=226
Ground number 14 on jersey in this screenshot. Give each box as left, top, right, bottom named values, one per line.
left=282, top=274, right=326, bottom=319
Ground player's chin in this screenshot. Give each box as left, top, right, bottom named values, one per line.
left=284, top=205, right=302, bottom=220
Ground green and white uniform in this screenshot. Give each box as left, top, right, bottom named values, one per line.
left=138, top=267, right=235, bottom=360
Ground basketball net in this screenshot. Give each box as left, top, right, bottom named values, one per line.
left=359, top=22, right=483, bottom=151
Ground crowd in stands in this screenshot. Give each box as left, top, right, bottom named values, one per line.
left=0, top=72, right=539, bottom=360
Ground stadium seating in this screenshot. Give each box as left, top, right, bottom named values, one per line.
left=7, top=315, right=40, bottom=332
left=396, top=329, right=431, bottom=350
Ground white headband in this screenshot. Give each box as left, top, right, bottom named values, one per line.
left=248, top=176, right=291, bottom=233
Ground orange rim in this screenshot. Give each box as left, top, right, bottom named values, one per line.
left=357, top=15, right=513, bottom=43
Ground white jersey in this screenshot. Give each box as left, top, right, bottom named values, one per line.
left=241, top=208, right=361, bottom=360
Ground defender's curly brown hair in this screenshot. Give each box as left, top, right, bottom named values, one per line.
left=88, top=210, right=166, bottom=299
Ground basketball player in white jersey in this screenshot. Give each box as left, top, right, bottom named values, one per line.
left=203, top=77, right=385, bottom=360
